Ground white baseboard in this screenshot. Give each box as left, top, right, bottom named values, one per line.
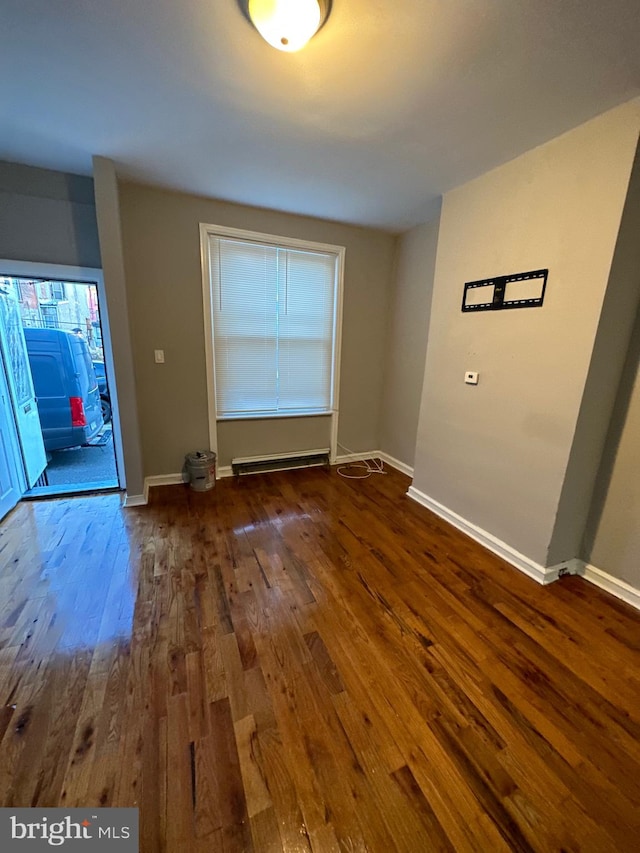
left=138, top=450, right=410, bottom=496
left=580, top=562, right=640, bottom=611
left=222, top=451, right=411, bottom=477
left=405, top=487, right=640, bottom=611
left=378, top=452, right=414, bottom=478
left=127, top=468, right=640, bottom=612
left=124, top=474, right=183, bottom=507
left=541, top=557, right=584, bottom=583
left=146, top=473, right=186, bottom=488
left=406, top=486, right=577, bottom=586
left=218, top=452, right=409, bottom=477
left=130, top=468, right=233, bottom=505
left=334, top=451, right=380, bottom=465
left=123, top=493, right=147, bottom=507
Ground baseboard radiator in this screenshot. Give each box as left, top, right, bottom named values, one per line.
left=231, top=448, right=330, bottom=477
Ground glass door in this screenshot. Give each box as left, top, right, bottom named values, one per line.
left=0, top=287, right=47, bottom=488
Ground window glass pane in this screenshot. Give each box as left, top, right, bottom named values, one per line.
left=209, top=235, right=339, bottom=418
left=278, top=250, right=335, bottom=412
left=51, top=282, right=66, bottom=300
left=212, top=239, right=279, bottom=416
left=0, top=292, right=34, bottom=405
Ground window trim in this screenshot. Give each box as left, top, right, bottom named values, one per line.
left=50, top=281, right=66, bottom=301
left=200, top=222, right=345, bottom=463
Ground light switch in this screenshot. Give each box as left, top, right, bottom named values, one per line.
left=465, top=371, right=479, bottom=385
left=154, top=349, right=165, bottom=364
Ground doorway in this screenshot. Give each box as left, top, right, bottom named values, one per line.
left=0, top=260, right=124, bottom=513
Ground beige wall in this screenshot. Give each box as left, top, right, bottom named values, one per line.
left=118, top=182, right=396, bottom=476
left=548, top=142, right=640, bottom=564
left=585, top=300, right=640, bottom=589
left=217, top=416, right=333, bottom=469
left=380, top=217, right=440, bottom=468
left=93, top=157, right=145, bottom=499
left=0, top=160, right=100, bottom=268
left=413, top=99, right=640, bottom=567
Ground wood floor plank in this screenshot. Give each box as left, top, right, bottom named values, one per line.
left=234, top=713, right=272, bottom=819
left=0, top=469, right=639, bottom=851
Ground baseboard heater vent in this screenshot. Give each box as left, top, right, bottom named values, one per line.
left=232, top=448, right=331, bottom=477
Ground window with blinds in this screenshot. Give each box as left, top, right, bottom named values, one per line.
left=207, top=233, right=341, bottom=420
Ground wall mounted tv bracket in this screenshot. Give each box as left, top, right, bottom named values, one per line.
left=462, top=268, right=548, bottom=312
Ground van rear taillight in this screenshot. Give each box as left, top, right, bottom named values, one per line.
left=70, top=396, right=87, bottom=427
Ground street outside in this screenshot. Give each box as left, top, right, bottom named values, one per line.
left=44, top=425, right=118, bottom=488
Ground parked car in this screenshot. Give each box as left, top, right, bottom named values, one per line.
left=92, top=359, right=112, bottom=423
left=24, top=328, right=104, bottom=451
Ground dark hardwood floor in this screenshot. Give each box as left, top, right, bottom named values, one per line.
left=1, top=463, right=639, bottom=851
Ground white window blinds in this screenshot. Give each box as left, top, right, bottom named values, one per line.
left=209, top=235, right=339, bottom=419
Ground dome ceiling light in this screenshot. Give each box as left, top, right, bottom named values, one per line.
left=239, top=0, right=332, bottom=52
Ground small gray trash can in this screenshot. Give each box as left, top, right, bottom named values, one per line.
left=185, top=450, right=217, bottom=491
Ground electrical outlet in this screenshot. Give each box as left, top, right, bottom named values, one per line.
left=465, top=371, right=479, bottom=385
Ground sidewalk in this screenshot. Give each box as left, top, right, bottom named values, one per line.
left=25, top=425, right=120, bottom=496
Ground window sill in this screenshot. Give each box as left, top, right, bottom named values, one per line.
left=217, top=410, right=334, bottom=422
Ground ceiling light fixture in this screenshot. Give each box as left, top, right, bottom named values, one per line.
left=240, top=0, right=332, bottom=52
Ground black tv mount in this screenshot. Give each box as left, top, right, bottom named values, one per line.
left=462, top=268, right=548, bottom=312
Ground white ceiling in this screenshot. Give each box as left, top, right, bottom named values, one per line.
left=2, top=0, right=640, bottom=230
